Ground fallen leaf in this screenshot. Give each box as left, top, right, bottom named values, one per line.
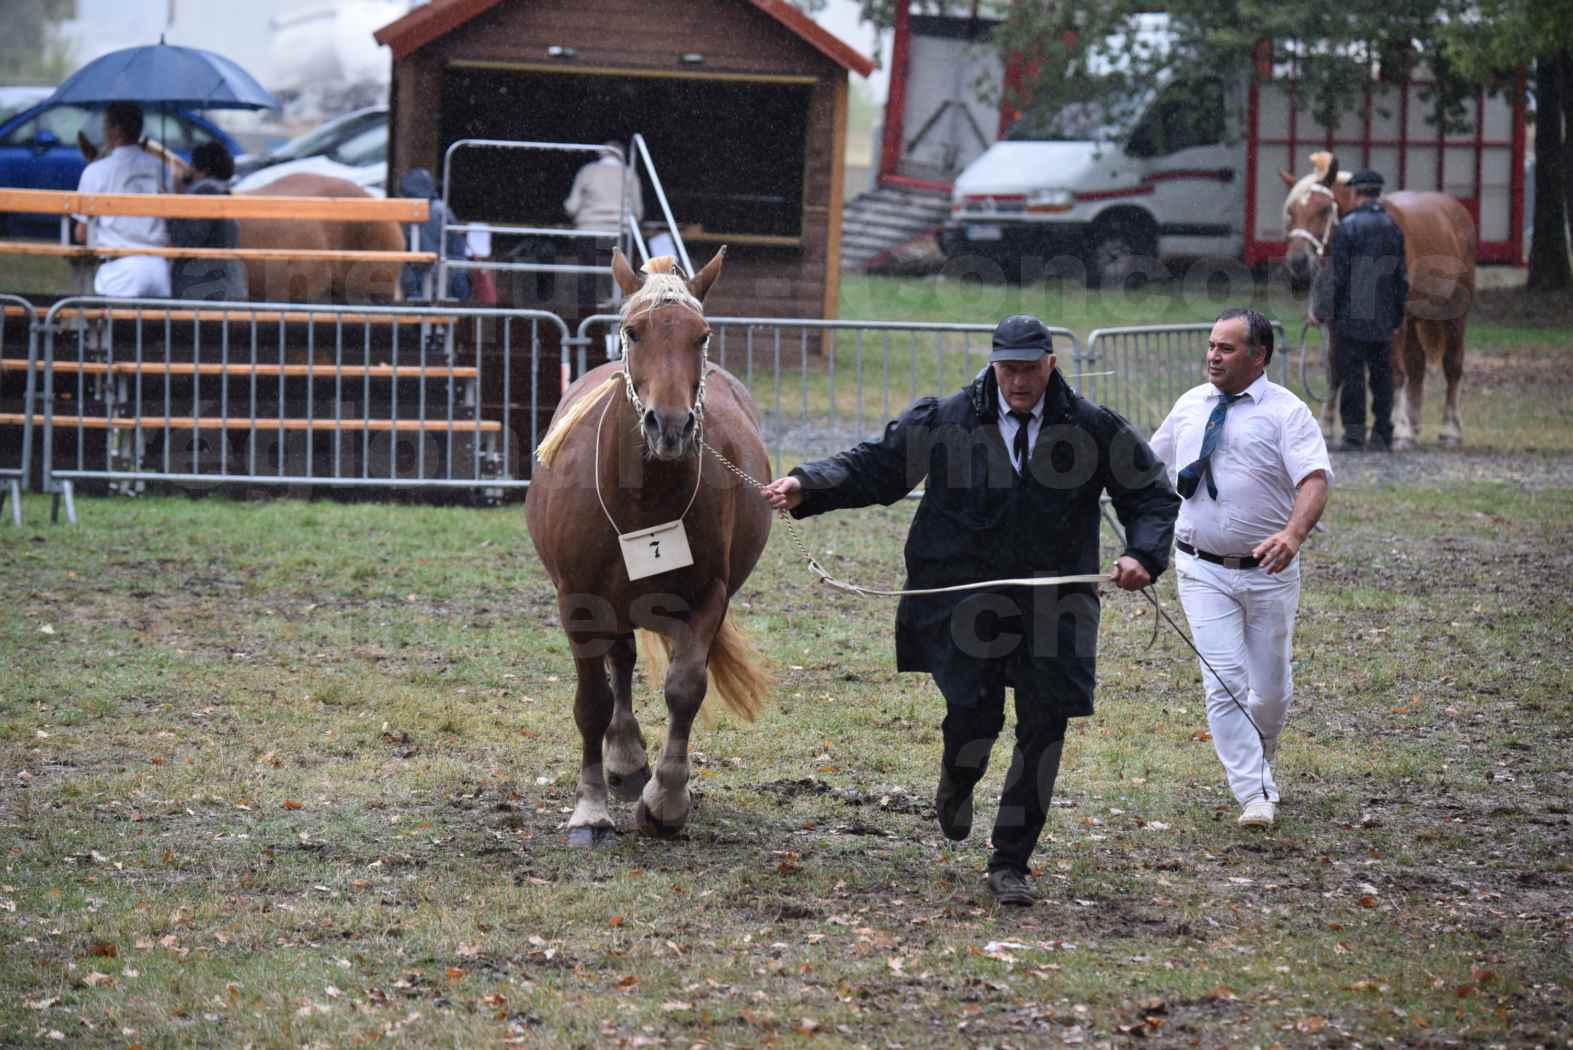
left=282, top=800, right=304, bottom=811
left=87, top=942, right=117, bottom=958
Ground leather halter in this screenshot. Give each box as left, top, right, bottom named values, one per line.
left=617, top=282, right=711, bottom=459
left=1287, top=182, right=1339, bottom=257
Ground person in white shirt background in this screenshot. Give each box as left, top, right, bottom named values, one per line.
left=564, top=142, right=642, bottom=313
left=1149, top=308, right=1332, bottom=829
left=73, top=101, right=172, bottom=299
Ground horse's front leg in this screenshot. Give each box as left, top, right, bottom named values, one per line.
left=566, top=634, right=618, bottom=848
left=636, top=581, right=728, bottom=837
left=1319, top=330, right=1340, bottom=438
left=1439, top=320, right=1466, bottom=445
left=604, top=634, right=651, bottom=801
left=1393, top=324, right=1426, bottom=450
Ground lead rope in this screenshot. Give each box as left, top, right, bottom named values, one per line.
left=702, top=442, right=1106, bottom=596
left=705, top=439, right=1272, bottom=803
left=1100, top=503, right=1273, bottom=804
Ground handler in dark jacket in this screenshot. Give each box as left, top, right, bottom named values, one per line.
left=167, top=142, right=247, bottom=301
left=1312, top=168, right=1408, bottom=450
left=762, top=315, right=1178, bottom=906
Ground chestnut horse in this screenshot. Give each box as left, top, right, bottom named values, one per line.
left=1280, top=152, right=1477, bottom=447
left=237, top=173, right=405, bottom=303
left=525, top=248, right=772, bottom=845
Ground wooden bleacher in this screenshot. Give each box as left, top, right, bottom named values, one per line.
left=0, top=188, right=520, bottom=510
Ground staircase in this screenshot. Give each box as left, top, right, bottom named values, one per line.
left=839, top=183, right=951, bottom=274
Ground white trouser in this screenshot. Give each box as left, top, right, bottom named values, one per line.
left=1175, top=549, right=1301, bottom=805
left=94, top=256, right=170, bottom=299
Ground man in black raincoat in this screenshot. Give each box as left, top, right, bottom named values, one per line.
left=763, top=315, right=1178, bottom=906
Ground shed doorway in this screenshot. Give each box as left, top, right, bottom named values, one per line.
left=438, top=65, right=811, bottom=243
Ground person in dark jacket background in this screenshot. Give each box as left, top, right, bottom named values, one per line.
left=398, top=167, right=470, bottom=302
left=1311, top=168, right=1408, bottom=450
left=761, top=315, right=1179, bottom=906
left=168, top=142, right=248, bottom=301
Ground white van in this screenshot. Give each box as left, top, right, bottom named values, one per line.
left=940, top=76, right=1245, bottom=286
left=939, top=53, right=1524, bottom=285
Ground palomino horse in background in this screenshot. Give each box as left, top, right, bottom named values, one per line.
left=525, top=248, right=772, bottom=845
left=1280, top=151, right=1477, bottom=447
left=237, top=173, right=405, bottom=303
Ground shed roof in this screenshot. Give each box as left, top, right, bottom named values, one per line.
left=373, top=0, right=876, bottom=77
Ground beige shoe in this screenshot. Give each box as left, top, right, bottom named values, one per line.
left=1238, top=799, right=1276, bottom=827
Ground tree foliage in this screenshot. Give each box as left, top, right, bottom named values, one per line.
left=0, top=0, right=76, bottom=85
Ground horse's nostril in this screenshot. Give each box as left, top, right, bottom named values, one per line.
left=683, top=412, right=696, bottom=434
left=643, top=410, right=658, bottom=430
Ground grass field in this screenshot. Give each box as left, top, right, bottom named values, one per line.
left=2, top=280, right=1571, bottom=1048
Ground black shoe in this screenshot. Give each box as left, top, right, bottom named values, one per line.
left=988, top=868, right=1038, bottom=907
left=1339, top=438, right=1366, bottom=452
left=934, top=769, right=973, bottom=842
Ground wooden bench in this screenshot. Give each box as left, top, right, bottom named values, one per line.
left=0, top=188, right=436, bottom=267
left=0, top=188, right=429, bottom=222
left=39, top=307, right=459, bottom=327
left=0, top=413, right=502, bottom=433
left=1, top=360, right=481, bottom=380
left=0, top=242, right=436, bottom=264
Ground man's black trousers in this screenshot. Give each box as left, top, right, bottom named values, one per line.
left=1337, top=335, right=1395, bottom=447
left=939, top=662, right=1069, bottom=877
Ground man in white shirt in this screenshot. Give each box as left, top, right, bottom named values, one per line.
left=1149, top=308, right=1332, bottom=828
left=73, top=102, right=171, bottom=298
left=564, top=142, right=642, bottom=313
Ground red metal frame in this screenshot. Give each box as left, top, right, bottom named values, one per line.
left=1243, top=66, right=1526, bottom=266
left=877, top=1, right=913, bottom=184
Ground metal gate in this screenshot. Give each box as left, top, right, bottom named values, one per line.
left=1081, top=322, right=1290, bottom=438
left=25, top=298, right=571, bottom=521
left=0, top=295, right=38, bottom=525
left=576, top=313, right=1082, bottom=475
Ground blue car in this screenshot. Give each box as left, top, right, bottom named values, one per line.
left=0, top=100, right=240, bottom=237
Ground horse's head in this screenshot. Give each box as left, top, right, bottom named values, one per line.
left=1278, top=151, right=1353, bottom=289
left=612, top=246, right=726, bottom=462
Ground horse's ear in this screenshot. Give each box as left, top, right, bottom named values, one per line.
left=1278, top=168, right=1297, bottom=188
left=611, top=247, right=642, bottom=297
left=1316, top=152, right=1339, bottom=188
left=688, top=245, right=726, bottom=302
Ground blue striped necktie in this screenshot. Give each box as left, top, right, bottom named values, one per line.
left=1177, top=392, right=1245, bottom=500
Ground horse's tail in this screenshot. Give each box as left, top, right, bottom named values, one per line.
left=635, top=609, right=769, bottom=723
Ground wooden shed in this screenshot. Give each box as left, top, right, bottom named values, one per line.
left=373, top=0, right=874, bottom=321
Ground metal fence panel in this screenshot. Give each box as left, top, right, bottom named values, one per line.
left=576, top=313, right=1082, bottom=477
left=0, top=295, right=38, bottom=524
left=1081, top=322, right=1290, bottom=438
left=33, top=298, right=570, bottom=503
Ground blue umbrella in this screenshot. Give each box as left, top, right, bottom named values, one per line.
left=49, top=38, right=279, bottom=111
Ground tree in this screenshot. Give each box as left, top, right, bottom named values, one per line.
left=1438, top=0, right=1573, bottom=289
left=0, top=0, right=76, bottom=85
left=984, top=0, right=1565, bottom=282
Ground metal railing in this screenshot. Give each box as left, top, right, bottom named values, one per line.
left=1081, top=322, right=1290, bottom=438
left=0, top=295, right=38, bottom=525
left=24, top=298, right=571, bottom=521
left=576, top=313, right=1082, bottom=477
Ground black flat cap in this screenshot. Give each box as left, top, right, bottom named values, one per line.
left=990, top=314, right=1053, bottom=362
left=1347, top=169, right=1384, bottom=190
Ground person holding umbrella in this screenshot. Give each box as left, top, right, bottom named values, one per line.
left=51, top=39, right=281, bottom=298
left=72, top=101, right=171, bottom=298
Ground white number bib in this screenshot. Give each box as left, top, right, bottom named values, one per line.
left=618, top=519, right=694, bottom=581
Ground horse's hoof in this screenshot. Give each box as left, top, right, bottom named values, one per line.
left=1392, top=439, right=1414, bottom=452
left=635, top=800, right=686, bottom=838
left=1438, top=433, right=1461, bottom=447
left=607, top=765, right=652, bottom=803
left=567, top=825, right=618, bottom=848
